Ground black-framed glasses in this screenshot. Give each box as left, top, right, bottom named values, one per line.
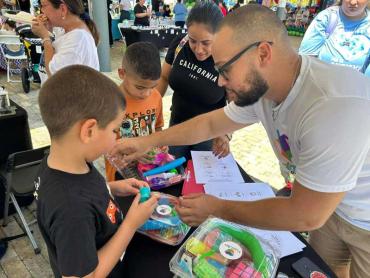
left=214, top=41, right=273, bottom=80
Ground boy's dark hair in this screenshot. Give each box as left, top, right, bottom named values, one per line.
left=39, top=65, right=126, bottom=139
left=186, top=1, right=223, bottom=33
left=122, top=42, right=161, bottom=80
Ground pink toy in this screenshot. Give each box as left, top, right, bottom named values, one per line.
left=226, top=262, right=262, bottom=278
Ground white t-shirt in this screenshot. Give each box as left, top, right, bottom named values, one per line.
left=120, top=0, right=132, bottom=11
left=39, top=28, right=99, bottom=84
left=224, top=55, right=370, bottom=230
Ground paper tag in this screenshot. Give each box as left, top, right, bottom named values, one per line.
left=156, top=204, right=172, bottom=216
left=219, top=241, right=243, bottom=260
left=36, top=45, right=42, bottom=54
left=182, top=30, right=186, bottom=33
left=170, top=29, right=174, bottom=34
left=154, top=30, right=158, bottom=34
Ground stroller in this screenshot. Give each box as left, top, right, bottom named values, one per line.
left=15, top=25, right=42, bottom=93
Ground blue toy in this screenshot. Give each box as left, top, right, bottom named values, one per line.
left=143, top=157, right=186, bottom=177
left=139, top=187, right=151, bottom=203
left=140, top=219, right=171, bottom=231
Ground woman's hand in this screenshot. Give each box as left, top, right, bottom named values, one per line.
left=212, top=135, right=230, bottom=158
left=109, top=178, right=149, bottom=197
left=31, top=15, right=50, bottom=39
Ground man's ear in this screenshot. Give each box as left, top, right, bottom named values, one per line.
left=257, top=42, right=273, bottom=68
left=118, top=68, right=126, bottom=80
left=80, top=119, right=98, bottom=144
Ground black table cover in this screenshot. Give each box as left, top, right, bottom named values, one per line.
left=117, top=165, right=337, bottom=278
left=120, top=27, right=186, bottom=49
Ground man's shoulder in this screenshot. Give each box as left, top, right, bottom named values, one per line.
left=305, top=56, right=370, bottom=98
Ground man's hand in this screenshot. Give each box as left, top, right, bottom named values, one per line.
left=212, top=136, right=230, bottom=158
left=110, top=137, right=152, bottom=163
left=176, top=194, right=222, bottom=226
left=109, top=178, right=149, bottom=197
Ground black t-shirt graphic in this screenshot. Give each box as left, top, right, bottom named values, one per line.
left=134, top=4, right=150, bottom=26
left=165, top=35, right=227, bottom=125
left=35, top=158, right=125, bottom=278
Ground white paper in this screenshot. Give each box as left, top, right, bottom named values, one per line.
left=204, top=182, right=275, bottom=201
left=247, top=227, right=306, bottom=258
left=204, top=182, right=306, bottom=258
left=191, top=151, right=244, bottom=184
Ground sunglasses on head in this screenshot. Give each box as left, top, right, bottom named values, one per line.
left=214, top=41, right=273, bottom=80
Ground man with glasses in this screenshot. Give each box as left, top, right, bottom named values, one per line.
left=112, top=5, right=370, bottom=277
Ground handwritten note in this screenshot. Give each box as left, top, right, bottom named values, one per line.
left=191, top=151, right=244, bottom=184
left=204, top=182, right=275, bottom=201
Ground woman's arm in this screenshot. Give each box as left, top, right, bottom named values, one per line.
left=136, top=12, right=150, bottom=18
left=156, top=61, right=172, bottom=96
left=42, top=39, right=54, bottom=77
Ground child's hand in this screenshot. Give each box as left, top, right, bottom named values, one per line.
left=125, top=193, right=160, bottom=229
left=109, top=178, right=148, bottom=197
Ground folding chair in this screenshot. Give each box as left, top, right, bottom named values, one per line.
left=0, top=146, right=50, bottom=254
left=0, top=34, right=27, bottom=82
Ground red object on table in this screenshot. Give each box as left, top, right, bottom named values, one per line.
left=181, top=160, right=205, bottom=195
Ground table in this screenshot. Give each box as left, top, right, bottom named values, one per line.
left=0, top=99, right=32, bottom=165
left=116, top=166, right=337, bottom=278
left=119, top=26, right=187, bottom=49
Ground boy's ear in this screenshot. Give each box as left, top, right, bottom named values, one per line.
left=118, top=68, right=126, bottom=80
left=80, top=119, right=98, bottom=143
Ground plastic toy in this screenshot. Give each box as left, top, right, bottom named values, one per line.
left=225, top=262, right=262, bottom=278
left=151, top=196, right=181, bottom=226
left=194, top=258, right=223, bottom=278
left=139, top=187, right=151, bottom=203
left=169, top=217, right=279, bottom=278
left=143, top=157, right=186, bottom=177
left=186, top=238, right=229, bottom=265
left=138, top=194, right=191, bottom=245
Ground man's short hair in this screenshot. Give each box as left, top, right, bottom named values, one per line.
left=39, top=65, right=126, bottom=139
left=122, top=42, right=161, bottom=80
left=220, top=5, right=288, bottom=45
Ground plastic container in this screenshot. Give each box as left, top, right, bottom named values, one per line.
left=105, top=153, right=185, bottom=190
left=138, top=194, right=191, bottom=246
left=169, top=217, right=280, bottom=278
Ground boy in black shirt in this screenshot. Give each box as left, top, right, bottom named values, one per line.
left=35, top=65, right=159, bottom=278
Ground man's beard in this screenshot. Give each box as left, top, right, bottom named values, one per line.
left=231, top=69, right=269, bottom=107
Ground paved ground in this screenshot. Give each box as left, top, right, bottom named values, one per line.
left=0, top=36, right=302, bottom=277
